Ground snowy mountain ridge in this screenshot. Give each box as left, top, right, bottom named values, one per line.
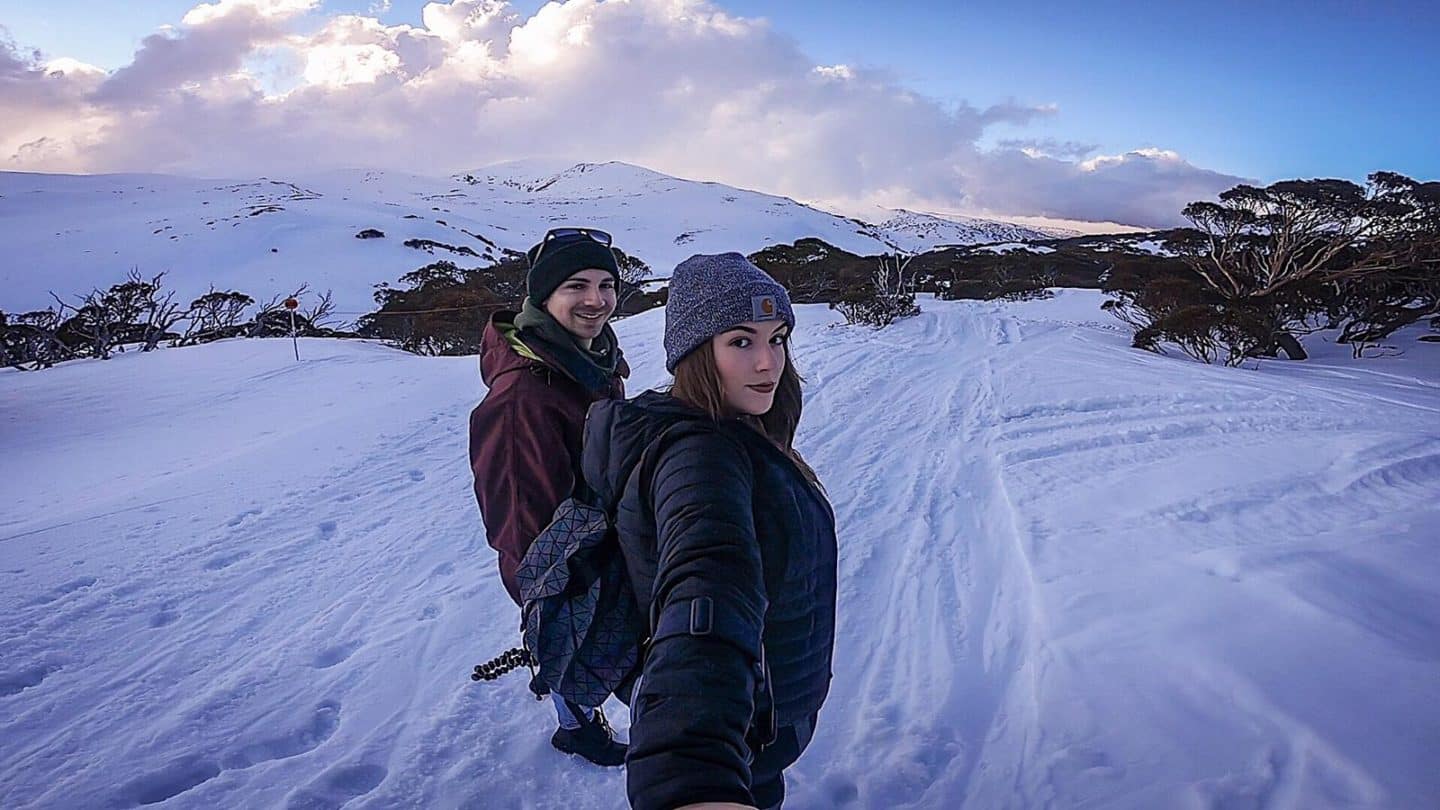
left=862, top=207, right=1069, bottom=251
left=1, top=162, right=1060, bottom=319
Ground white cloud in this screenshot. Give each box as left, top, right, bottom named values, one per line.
left=0, top=30, right=109, bottom=172
left=813, top=64, right=854, bottom=80
left=42, top=57, right=108, bottom=78
left=996, top=137, right=1097, bottom=162
left=0, top=1, right=1243, bottom=226
left=303, top=41, right=402, bottom=86
left=1079, top=147, right=1182, bottom=172
left=182, top=0, right=319, bottom=27
left=93, top=3, right=304, bottom=106
left=295, top=15, right=425, bottom=86
left=957, top=148, right=1250, bottom=228
left=421, top=0, right=521, bottom=44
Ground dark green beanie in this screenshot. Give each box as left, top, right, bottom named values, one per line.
left=526, top=237, right=621, bottom=305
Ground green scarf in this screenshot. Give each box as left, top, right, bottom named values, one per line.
left=512, top=299, right=622, bottom=394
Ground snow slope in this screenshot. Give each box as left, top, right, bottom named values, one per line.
left=3, top=293, right=1438, bottom=808
left=0, top=164, right=1046, bottom=319
left=860, top=208, right=1062, bottom=253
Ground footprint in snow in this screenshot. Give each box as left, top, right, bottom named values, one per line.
left=112, top=754, right=221, bottom=807
left=25, top=576, right=98, bottom=606
left=220, top=701, right=342, bottom=769
left=0, top=664, right=59, bottom=698
left=203, top=550, right=251, bottom=571
left=285, top=764, right=389, bottom=810
left=149, top=608, right=182, bottom=628
left=311, top=640, right=363, bottom=669
left=1046, top=745, right=1126, bottom=790
left=823, top=775, right=860, bottom=806
left=226, top=508, right=263, bottom=527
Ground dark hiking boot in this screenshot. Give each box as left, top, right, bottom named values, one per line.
left=550, top=706, right=627, bottom=767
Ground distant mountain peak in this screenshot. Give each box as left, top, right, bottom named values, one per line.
left=851, top=206, right=1061, bottom=252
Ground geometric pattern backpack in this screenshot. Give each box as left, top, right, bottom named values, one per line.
left=509, top=424, right=689, bottom=708
left=514, top=495, right=642, bottom=708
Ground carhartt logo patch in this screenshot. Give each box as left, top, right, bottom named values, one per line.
left=751, top=295, right=778, bottom=321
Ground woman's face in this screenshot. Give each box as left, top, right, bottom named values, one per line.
left=710, top=320, right=789, bottom=415
left=544, top=268, right=617, bottom=346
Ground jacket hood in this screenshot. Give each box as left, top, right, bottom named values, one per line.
left=478, top=310, right=540, bottom=388
left=582, top=390, right=716, bottom=509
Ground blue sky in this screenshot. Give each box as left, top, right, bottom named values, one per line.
left=721, top=0, right=1440, bottom=184
left=2, top=1, right=1435, bottom=225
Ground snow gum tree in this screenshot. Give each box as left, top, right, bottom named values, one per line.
left=1108, top=171, right=1439, bottom=365
left=834, top=252, right=921, bottom=327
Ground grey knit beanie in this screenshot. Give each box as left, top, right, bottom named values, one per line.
left=664, top=252, right=795, bottom=372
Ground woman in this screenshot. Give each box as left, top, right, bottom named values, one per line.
left=582, top=253, right=838, bottom=810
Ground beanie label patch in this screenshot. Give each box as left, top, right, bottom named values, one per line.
left=751, top=294, right=779, bottom=321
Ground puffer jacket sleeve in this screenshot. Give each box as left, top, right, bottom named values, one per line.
left=468, top=384, right=579, bottom=606
left=627, top=429, right=768, bottom=810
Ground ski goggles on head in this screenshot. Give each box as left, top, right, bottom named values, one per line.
left=544, top=227, right=612, bottom=246
left=528, top=227, right=614, bottom=266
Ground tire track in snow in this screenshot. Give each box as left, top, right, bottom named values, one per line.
left=796, top=306, right=1047, bottom=808
left=966, top=302, right=1438, bottom=807
left=943, top=318, right=1051, bottom=808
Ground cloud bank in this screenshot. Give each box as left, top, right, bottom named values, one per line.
left=0, top=1, right=1245, bottom=226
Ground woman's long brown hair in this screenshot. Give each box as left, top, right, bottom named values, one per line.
left=670, top=338, right=822, bottom=488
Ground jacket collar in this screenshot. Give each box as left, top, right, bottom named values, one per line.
left=479, top=308, right=628, bottom=397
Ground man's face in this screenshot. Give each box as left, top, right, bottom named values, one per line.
left=543, top=268, right=617, bottom=344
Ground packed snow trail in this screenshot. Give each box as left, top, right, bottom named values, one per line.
left=793, top=307, right=1044, bottom=808
left=3, top=293, right=1438, bottom=808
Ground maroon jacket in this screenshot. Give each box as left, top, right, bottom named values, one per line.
left=468, top=312, right=626, bottom=605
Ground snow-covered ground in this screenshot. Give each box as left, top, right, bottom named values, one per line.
left=0, top=163, right=1049, bottom=319
left=1073, top=233, right=1178, bottom=257
left=3, top=291, right=1438, bottom=808
left=976, top=241, right=1057, bottom=254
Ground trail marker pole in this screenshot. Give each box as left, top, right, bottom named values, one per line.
left=284, top=297, right=300, bottom=361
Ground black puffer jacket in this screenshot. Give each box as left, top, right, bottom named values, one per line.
left=583, top=391, right=838, bottom=810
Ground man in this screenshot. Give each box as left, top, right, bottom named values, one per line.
left=468, top=227, right=629, bottom=766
